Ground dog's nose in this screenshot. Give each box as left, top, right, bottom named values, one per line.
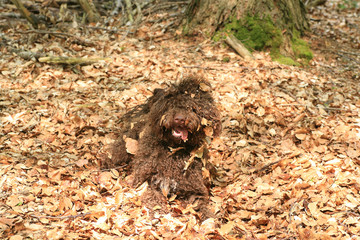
left=174, top=114, right=186, bottom=124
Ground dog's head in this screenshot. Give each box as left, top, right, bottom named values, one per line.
left=147, top=77, right=221, bottom=147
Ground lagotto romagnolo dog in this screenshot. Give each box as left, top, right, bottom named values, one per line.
left=102, top=76, right=221, bottom=218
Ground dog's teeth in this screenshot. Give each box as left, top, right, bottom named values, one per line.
left=172, top=129, right=188, bottom=141
left=172, top=130, right=181, bottom=137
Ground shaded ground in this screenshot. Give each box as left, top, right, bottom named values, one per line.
left=1, top=0, right=360, bottom=239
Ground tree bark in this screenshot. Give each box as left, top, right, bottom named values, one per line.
left=185, top=0, right=308, bottom=36
left=184, top=0, right=309, bottom=59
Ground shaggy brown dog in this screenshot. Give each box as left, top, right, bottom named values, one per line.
left=103, top=76, right=221, bottom=217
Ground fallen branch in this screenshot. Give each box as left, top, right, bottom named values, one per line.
left=125, top=0, right=134, bottom=23
left=144, top=1, right=187, bottom=16
left=38, top=56, right=109, bottom=65
left=225, top=34, right=254, bottom=60
left=304, top=0, right=327, bottom=8
left=253, top=160, right=281, bottom=174
left=0, top=12, right=22, bottom=18
left=183, top=65, right=278, bottom=72
left=133, top=0, right=143, bottom=24
left=338, top=50, right=360, bottom=57
left=289, top=199, right=302, bottom=223
left=78, top=0, right=100, bottom=22
left=278, top=104, right=359, bottom=114
left=229, top=159, right=281, bottom=183
left=14, top=50, right=45, bottom=60
left=111, top=0, right=124, bottom=15
left=30, top=212, right=92, bottom=219
left=16, top=30, right=95, bottom=46
left=99, top=164, right=128, bottom=172
left=10, top=0, right=39, bottom=28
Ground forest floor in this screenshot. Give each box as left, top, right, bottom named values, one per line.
left=1, top=0, right=360, bottom=239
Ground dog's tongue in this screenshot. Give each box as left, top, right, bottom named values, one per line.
left=172, top=128, right=188, bottom=141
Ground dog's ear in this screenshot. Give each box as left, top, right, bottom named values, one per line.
left=153, top=88, right=165, bottom=96
left=148, top=88, right=165, bottom=104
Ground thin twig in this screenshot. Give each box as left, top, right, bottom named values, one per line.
left=289, top=199, right=302, bottom=223
left=183, top=65, right=281, bottom=72
left=278, top=104, right=359, bottom=114
left=253, top=160, right=281, bottom=174
left=338, top=50, right=360, bottom=57
left=99, top=164, right=128, bottom=172
left=15, top=30, right=94, bottom=46
left=86, top=26, right=128, bottom=33
left=16, top=30, right=76, bottom=38
left=30, top=212, right=92, bottom=219
left=111, top=0, right=123, bottom=15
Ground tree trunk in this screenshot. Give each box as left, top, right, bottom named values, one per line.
left=184, top=0, right=311, bottom=64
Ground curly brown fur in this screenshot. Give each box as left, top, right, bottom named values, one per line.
left=103, top=76, right=221, bottom=218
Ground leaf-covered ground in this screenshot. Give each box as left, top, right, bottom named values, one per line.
left=1, top=0, right=360, bottom=239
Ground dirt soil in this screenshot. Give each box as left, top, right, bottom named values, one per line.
left=1, top=0, right=360, bottom=239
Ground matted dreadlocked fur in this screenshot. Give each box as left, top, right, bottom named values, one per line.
left=102, top=76, right=221, bottom=218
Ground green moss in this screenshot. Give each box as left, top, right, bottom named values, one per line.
left=270, top=48, right=299, bottom=66
left=292, top=31, right=313, bottom=62
left=273, top=54, right=300, bottom=66
left=215, top=15, right=313, bottom=66
left=218, top=15, right=283, bottom=51
left=212, top=32, right=225, bottom=42
left=222, top=56, right=230, bottom=62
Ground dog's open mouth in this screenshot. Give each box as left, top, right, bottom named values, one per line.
left=172, top=127, right=188, bottom=141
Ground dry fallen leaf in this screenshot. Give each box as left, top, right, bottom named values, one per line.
left=203, top=126, right=214, bottom=137
left=1, top=3, right=360, bottom=239
left=219, top=221, right=235, bottom=235
left=125, top=137, right=138, bottom=154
